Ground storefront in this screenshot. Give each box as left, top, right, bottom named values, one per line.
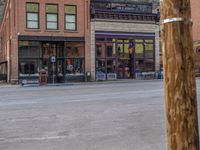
left=0, top=60, right=7, bottom=81
left=95, top=32, right=155, bottom=80
left=18, top=36, right=85, bottom=83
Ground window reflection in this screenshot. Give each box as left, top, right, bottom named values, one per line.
left=96, top=59, right=106, bottom=73
left=107, top=60, right=116, bottom=73
left=106, top=44, right=115, bottom=57
left=145, top=43, right=153, bottom=58
left=65, top=42, right=84, bottom=57
left=95, top=37, right=155, bottom=79
left=19, top=60, right=40, bottom=76
left=96, top=45, right=103, bottom=57
left=66, top=59, right=84, bottom=75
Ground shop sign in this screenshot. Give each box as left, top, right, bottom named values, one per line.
left=51, top=56, right=56, bottom=63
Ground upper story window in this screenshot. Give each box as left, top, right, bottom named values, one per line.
left=46, top=4, right=58, bottom=30
left=26, top=3, right=39, bottom=29
left=65, top=5, right=77, bottom=31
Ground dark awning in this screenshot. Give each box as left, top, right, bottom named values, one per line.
left=0, top=60, right=7, bottom=65
left=18, top=35, right=85, bottom=42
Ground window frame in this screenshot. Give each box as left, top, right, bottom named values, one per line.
left=26, top=2, right=40, bottom=29
left=64, top=42, right=85, bottom=75
left=64, top=5, right=77, bottom=31
left=45, top=4, right=59, bottom=30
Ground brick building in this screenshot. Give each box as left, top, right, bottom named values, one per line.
left=0, top=0, right=160, bottom=83
left=0, top=0, right=90, bottom=83
left=191, top=0, right=200, bottom=74
left=91, top=0, right=160, bottom=80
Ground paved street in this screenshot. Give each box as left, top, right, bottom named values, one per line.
left=0, top=80, right=200, bottom=150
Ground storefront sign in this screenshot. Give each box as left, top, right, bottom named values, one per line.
left=51, top=56, right=56, bottom=63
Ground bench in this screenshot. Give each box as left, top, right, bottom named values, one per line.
left=142, top=72, right=156, bottom=79
left=96, top=73, right=106, bottom=81
left=21, top=79, right=39, bottom=86
left=135, top=72, right=156, bottom=80
left=107, top=73, right=117, bottom=80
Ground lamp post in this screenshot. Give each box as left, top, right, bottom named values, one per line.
left=160, top=0, right=199, bottom=149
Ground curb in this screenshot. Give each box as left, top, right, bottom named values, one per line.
left=0, top=79, right=164, bottom=88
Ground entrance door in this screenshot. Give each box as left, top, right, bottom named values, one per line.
left=42, top=43, right=57, bottom=83
left=117, top=41, right=134, bottom=79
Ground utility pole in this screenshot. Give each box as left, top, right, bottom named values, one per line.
left=160, top=0, right=199, bottom=150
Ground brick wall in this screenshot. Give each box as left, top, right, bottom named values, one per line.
left=191, top=0, right=200, bottom=73
left=0, top=0, right=90, bottom=83
left=191, top=0, right=200, bottom=42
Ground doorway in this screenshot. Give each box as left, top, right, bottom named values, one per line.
left=42, top=42, right=64, bottom=83
left=117, top=41, right=134, bottom=79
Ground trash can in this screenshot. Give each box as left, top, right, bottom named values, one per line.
left=86, top=71, right=91, bottom=82
left=57, top=73, right=64, bottom=83
left=39, top=69, right=48, bottom=85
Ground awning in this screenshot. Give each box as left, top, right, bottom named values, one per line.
left=0, top=60, right=7, bottom=65
left=95, top=31, right=155, bottom=37
left=18, top=35, right=85, bottom=42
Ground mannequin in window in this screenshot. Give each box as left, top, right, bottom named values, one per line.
left=66, top=59, right=74, bottom=74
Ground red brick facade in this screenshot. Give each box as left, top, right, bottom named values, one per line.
left=191, top=0, right=200, bottom=73
left=0, top=0, right=90, bottom=83
left=191, top=0, right=200, bottom=42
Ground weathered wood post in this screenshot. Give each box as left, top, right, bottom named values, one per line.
left=160, top=0, right=199, bottom=149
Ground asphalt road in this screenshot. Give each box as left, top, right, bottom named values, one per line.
left=0, top=80, right=200, bottom=150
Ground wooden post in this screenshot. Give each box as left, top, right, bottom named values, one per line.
left=160, top=0, right=199, bottom=149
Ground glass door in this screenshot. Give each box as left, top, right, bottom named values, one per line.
left=117, top=40, right=134, bottom=79
left=42, top=43, right=57, bottom=83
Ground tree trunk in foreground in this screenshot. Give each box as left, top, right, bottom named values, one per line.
left=160, top=0, right=199, bottom=149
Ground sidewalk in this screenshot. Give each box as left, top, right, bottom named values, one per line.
left=0, top=79, right=163, bottom=88
left=0, top=83, right=20, bottom=88
left=31, top=79, right=163, bottom=87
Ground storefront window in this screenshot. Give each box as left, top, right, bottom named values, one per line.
left=64, top=42, right=85, bottom=75
left=118, top=43, right=123, bottom=58
left=135, top=43, right=144, bottom=58
left=19, top=41, right=41, bottom=77
left=145, top=43, right=154, bottom=58
left=145, top=59, right=154, bottom=71
left=66, top=59, right=84, bottom=75
left=124, top=43, right=130, bottom=58
left=106, top=43, right=116, bottom=58
left=96, top=59, right=106, bottom=74
left=42, top=43, right=56, bottom=58
left=96, top=44, right=105, bottom=58
left=19, top=41, right=41, bottom=58
left=65, top=42, right=84, bottom=57
left=19, top=60, right=41, bottom=76
left=136, top=60, right=145, bottom=72
left=19, top=46, right=40, bottom=58
left=107, top=60, right=115, bottom=73
left=95, top=36, right=155, bottom=79
left=135, top=39, right=143, bottom=43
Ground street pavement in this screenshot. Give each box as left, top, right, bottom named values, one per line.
left=0, top=80, right=200, bottom=150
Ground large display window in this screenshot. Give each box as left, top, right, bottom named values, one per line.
left=19, top=41, right=41, bottom=77
left=95, top=37, right=155, bottom=79
left=19, top=41, right=85, bottom=82
left=96, top=41, right=116, bottom=78
left=64, top=42, right=85, bottom=76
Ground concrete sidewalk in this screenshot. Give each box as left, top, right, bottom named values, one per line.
left=23, top=79, right=163, bottom=87
left=0, top=79, right=163, bottom=88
